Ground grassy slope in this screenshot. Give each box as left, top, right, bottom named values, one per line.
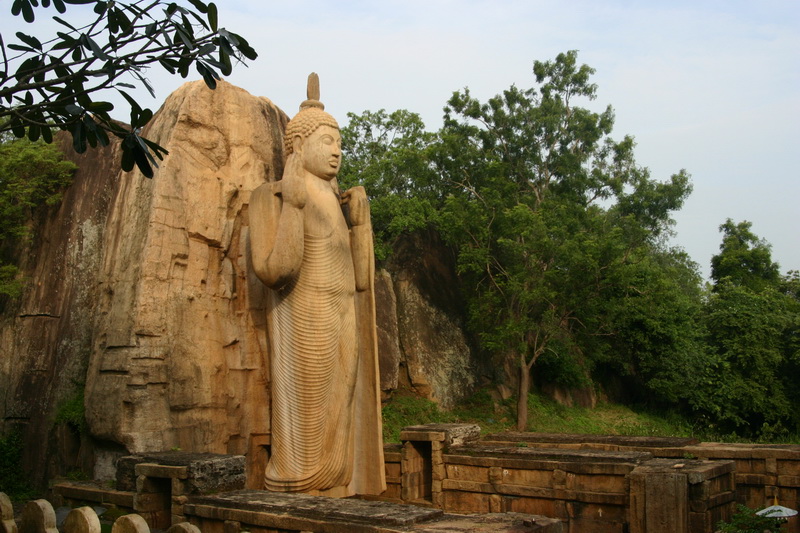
left=382, top=387, right=695, bottom=444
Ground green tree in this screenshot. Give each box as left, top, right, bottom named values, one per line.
left=340, top=53, right=701, bottom=430
left=0, top=136, right=76, bottom=298
left=700, top=221, right=800, bottom=438
left=1, top=0, right=257, bottom=177
left=434, top=51, right=692, bottom=429
left=340, top=109, right=442, bottom=260
left=711, top=219, right=780, bottom=292
left=594, top=247, right=710, bottom=411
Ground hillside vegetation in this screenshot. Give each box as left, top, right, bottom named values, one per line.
left=341, top=51, right=799, bottom=442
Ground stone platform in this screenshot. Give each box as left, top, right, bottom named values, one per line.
left=185, top=489, right=562, bottom=532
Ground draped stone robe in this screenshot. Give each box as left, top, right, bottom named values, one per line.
left=249, top=175, right=385, bottom=497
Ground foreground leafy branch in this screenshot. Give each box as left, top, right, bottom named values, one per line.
left=1, top=0, right=257, bottom=177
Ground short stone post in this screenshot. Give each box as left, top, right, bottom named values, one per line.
left=18, top=500, right=57, bottom=533
left=0, top=493, right=17, bottom=533
left=111, top=514, right=150, bottom=533
left=166, top=523, right=201, bottom=533
left=62, top=507, right=100, bottom=533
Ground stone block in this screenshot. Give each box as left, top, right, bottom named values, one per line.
left=564, top=472, right=627, bottom=494
left=493, top=467, right=555, bottom=488
left=172, top=479, right=189, bottom=496
left=121, top=452, right=246, bottom=495
left=136, top=464, right=188, bottom=479
left=567, top=518, right=622, bottom=533
left=567, top=501, right=625, bottom=522
left=385, top=463, right=401, bottom=478
left=489, top=494, right=504, bottom=513
left=116, top=457, right=141, bottom=492
left=442, top=491, right=490, bottom=514
left=136, top=475, right=168, bottom=494
left=400, top=424, right=481, bottom=448
left=778, top=459, right=800, bottom=477
left=507, top=496, right=562, bottom=519
left=134, top=492, right=169, bottom=513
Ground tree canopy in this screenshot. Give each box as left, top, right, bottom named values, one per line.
left=342, top=53, right=799, bottom=440
left=342, top=51, right=696, bottom=430
left=0, top=134, right=76, bottom=298
left=1, top=0, right=257, bottom=177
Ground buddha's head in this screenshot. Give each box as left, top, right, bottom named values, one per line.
left=284, top=74, right=342, bottom=181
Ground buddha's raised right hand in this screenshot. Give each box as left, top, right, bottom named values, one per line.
left=281, top=153, right=306, bottom=209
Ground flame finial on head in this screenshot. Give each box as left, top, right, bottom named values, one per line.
left=284, top=72, right=339, bottom=155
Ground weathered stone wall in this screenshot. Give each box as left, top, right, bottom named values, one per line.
left=0, top=135, right=123, bottom=486
left=82, top=80, right=285, bottom=472
left=391, top=427, right=739, bottom=533
left=481, top=432, right=800, bottom=523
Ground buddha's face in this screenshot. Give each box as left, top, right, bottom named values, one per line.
left=298, top=125, right=341, bottom=180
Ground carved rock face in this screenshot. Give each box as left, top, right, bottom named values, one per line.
left=79, top=80, right=287, bottom=483
left=0, top=80, right=481, bottom=489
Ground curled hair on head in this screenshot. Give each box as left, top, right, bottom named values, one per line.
left=284, top=107, right=339, bottom=155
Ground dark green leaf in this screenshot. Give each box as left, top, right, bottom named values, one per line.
left=28, top=124, right=41, bottom=142
left=117, top=90, right=142, bottom=114
left=81, top=34, right=109, bottom=60
left=130, top=140, right=154, bottom=178
left=158, top=58, right=177, bottom=74
left=15, top=57, right=42, bottom=82
left=7, top=44, right=36, bottom=53
left=142, top=137, right=168, bottom=159
left=11, top=120, right=26, bottom=138
left=41, top=125, right=53, bottom=143
left=53, top=16, right=77, bottom=30
left=229, top=32, right=257, bottom=60
left=185, top=0, right=208, bottom=14
left=208, top=2, right=218, bottom=31
left=71, top=121, right=87, bottom=153
left=87, top=101, right=114, bottom=113
left=15, top=32, right=43, bottom=50
left=196, top=62, right=218, bottom=90
left=52, top=0, right=66, bottom=13
left=13, top=0, right=36, bottom=22
left=121, top=144, right=135, bottom=172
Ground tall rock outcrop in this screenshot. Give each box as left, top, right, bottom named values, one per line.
left=0, top=80, right=481, bottom=488
left=83, top=81, right=286, bottom=481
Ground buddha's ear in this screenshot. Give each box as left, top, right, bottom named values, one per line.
left=292, top=135, right=304, bottom=153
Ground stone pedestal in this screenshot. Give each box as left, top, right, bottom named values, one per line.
left=117, top=452, right=245, bottom=529
left=400, top=424, right=481, bottom=507
left=628, top=458, right=736, bottom=533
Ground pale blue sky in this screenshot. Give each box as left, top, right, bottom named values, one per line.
left=3, top=1, right=798, bottom=278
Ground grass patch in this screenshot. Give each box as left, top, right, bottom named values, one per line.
left=525, top=394, right=693, bottom=437
left=382, top=387, right=697, bottom=443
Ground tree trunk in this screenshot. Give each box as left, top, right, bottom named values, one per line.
left=516, top=359, right=530, bottom=431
